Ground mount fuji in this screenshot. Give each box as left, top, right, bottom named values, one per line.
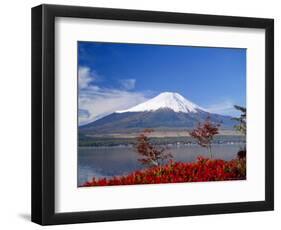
left=116, top=92, right=206, bottom=113
left=80, top=92, right=237, bottom=133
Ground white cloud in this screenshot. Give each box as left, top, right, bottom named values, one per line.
left=78, top=66, right=95, bottom=89
left=205, top=100, right=242, bottom=116
left=119, top=79, right=136, bottom=90
left=79, top=88, right=148, bottom=125
left=78, top=66, right=149, bottom=125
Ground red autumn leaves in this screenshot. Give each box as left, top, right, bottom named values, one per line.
left=136, top=128, right=173, bottom=167
left=82, top=157, right=246, bottom=187
left=189, top=116, right=220, bottom=158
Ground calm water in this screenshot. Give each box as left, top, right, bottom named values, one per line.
left=78, top=144, right=243, bottom=185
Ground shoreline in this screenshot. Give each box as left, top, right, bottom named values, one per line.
left=79, top=134, right=245, bottom=147
left=79, top=142, right=246, bottom=149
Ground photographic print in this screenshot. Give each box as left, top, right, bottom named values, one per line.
left=78, top=42, right=246, bottom=187
left=32, top=5, right=274, bottom=224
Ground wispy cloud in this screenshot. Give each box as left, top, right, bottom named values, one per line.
left=78, top=66, right=149, bottom=125
left=78, top=66, right=94, bottom=89
left=119, top=79, right=136, bottom=90
left=205, top=100, right=241, bottom=116
left=79, top=89, right=148, bottom=125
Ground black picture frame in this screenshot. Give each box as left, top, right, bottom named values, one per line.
left=31, top=4, right=274, bottom=225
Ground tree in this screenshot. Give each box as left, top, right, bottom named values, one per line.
left=232, top=105, right=246, bottom=158
left=135, top=129, right=173, bottom=167
left=232, top=105, right=246, bottom=136
left=189, top=116, right=220, bottom=158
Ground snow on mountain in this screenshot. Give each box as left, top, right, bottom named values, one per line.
left=116, top=92, right=207, bottom=113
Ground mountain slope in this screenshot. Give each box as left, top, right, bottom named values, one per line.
left=80, top=92, right=237, bottom=134
left=80, top=108, right=236, bottom=133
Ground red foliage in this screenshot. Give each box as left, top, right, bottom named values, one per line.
left=135, top=128, right=173, bottom=167
left=189, top=116, right=220, bottom=158
left=81, top=157, right=246, bottom=187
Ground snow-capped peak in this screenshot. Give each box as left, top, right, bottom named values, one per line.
left=116, top=92, right=207, bottom=113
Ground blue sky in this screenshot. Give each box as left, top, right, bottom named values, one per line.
left=78, top=41, right=246, bottom=125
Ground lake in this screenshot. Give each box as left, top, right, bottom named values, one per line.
left=78, top=144, right=244, bottom=186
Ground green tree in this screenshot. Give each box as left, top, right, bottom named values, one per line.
left=232, top=105, right=246, bottom=136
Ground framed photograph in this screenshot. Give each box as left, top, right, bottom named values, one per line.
left=31, top=4, right=274, bottom=225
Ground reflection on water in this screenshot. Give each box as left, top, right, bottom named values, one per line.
left=78, top=144, right=243, bottom=186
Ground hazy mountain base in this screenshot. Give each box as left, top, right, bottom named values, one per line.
left=79, top=108, right=244, bottom=147
left=81, top=129, right=241, bottom=138
left=80, top=109, right=237, bottom=134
